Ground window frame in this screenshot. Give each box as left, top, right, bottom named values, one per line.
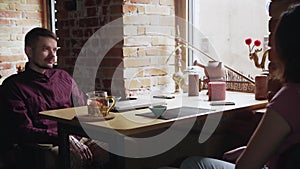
left=42, top=0, right=56, bottom=33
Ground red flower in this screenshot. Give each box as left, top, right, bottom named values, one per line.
left=245, top=37, right=262, bottom=54
left=245, top=38, right=252, bottom=45
left=254, top=40, right=261, bottom=47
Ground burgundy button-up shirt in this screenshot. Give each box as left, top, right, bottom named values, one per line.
left=1, top=66, right=86, bottom=144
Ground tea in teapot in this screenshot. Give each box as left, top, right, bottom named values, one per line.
left=86, top=91, right=115, bottom=117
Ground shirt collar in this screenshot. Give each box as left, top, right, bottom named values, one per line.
left=24, top=62, right=54, bottom=79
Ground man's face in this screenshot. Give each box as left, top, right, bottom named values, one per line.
left=26, top=36, right=57, bottom=74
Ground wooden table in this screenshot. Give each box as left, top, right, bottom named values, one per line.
left=40, top=90, right=267, bottom=169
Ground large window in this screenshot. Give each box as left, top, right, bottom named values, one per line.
left=187, top=0, right=270, bottom=78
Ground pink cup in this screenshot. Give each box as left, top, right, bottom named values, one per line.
left=208, top=81, right=226, bottom=101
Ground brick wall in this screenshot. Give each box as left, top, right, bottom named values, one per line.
left=55, top=0, right=176, bottom=97
left=55, top=0, right=124, bottom=96
left=1, top=0, right=292, bottom=99
left=122, top=0, right=175, bottom=96
left=0, top=0, right=44, bottom=80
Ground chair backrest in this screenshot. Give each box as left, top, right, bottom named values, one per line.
left=0, top=84, right=6, bottom=152
left=0, top=84, right=13, bottom=153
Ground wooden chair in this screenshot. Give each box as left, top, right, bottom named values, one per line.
left=0, top=84, right=17, bottom=169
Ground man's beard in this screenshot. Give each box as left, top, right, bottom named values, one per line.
left=33, top=60, right=53, bottom=70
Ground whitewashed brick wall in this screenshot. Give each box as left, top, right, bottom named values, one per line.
left=123, top=0, right=176, bottom=96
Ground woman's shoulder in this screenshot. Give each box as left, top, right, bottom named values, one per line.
left=271, top=83, right=300, bottom=102
left=267, top=83, right=300, bottom=117
left=268, top=83, right=300, bottom=129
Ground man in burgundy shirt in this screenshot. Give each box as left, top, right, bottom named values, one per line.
left=0, top=27, right=108, bottom=169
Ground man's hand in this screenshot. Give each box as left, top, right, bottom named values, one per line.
left=69, top=135, right=93, bottom=165
left=83, top=139, right=110, bottom=164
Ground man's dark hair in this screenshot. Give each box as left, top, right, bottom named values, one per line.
left=25, top=27, right=57, bottom=48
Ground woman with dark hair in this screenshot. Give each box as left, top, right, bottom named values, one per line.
left=178, top=3, right=300, bottom=169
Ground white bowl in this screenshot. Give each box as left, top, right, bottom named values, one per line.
left=149, top=105, right=167, bottom=118
left=113, top=96, right=121, bottom=101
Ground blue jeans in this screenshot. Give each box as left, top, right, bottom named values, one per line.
left=180, top=157, right=235, bottom=169
left=180, top=157, right=269, bottom=169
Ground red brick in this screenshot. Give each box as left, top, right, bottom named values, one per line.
left=111, top=5, right=122, bottom=13
left=86, top=17, right=98, bottom=26
left=100, top=58, right=123, bottom=67
left=79, top=17, right=98, bottom=27
left=85, top=0, right=96, bottom=6
left=0, top=62, right=13, bottom=70
left=97, top=68, right=120, bottom=78
left=0, top=18, right=11, bottom=25
left=84, top=28, right=95, bottom=37
left=57, top=29, right=70, bottom=38
left=57, top=39, right=65, bottom=48
left=106, top=48, right=123, bottom=57
left=0, top=55, right=26, bottom=63
left=102, top=79, right=113, bottom=90
left=123, top=4, right=137, bottom=14
left=57, top=48, right=70, bottom=57
left=0, top=10, right=21, bottom=18
left=101, top=6, right=108, bottom=15
left=55, top=20, right=64, bottom=28
left=71, top=48, right=81, bottom=56
left=72, top=29, right=83, bottom=37
left=103, top=0, right=112, bottom=5
left=65, top=58, right=76, bottom=65
left=55, top=10, right=68, bottom=19
left=87, top=7, right=97, bottom=17
left=69, top=19, right=77, bottom=27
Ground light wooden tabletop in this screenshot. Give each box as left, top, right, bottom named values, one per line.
left=40, top=90, right=268, bottom=135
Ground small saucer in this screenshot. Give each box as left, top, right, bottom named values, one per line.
left=76, top=114, right=115, bottom=122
